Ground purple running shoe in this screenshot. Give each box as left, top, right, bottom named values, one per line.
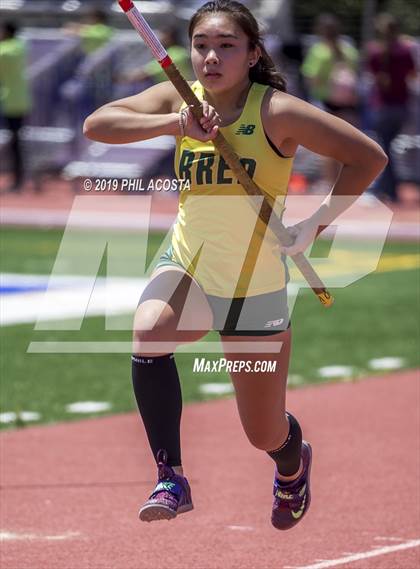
left=139, top=449, right=193, bottom=522
left=271, top=441, right=312, bottom=530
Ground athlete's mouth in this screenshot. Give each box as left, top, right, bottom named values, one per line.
left=205, top=71, right=222, bottom=77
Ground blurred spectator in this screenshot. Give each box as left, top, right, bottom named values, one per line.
left=366, top=13, right=416, bottom=203
left=301, top=14, right=359, bottom=189
left=65, top=7, right=114, bottom=55
left=120, top=26, right=192, bottom=86
left=0, top=21, right=31, bottom=192
left=279, top=38, right=306, bottom=99
left=301, top=14, right=359, bottom=119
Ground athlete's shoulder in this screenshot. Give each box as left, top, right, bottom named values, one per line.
left=267, top=88, right=326, bottom=119
left=262, top=88, right=303, bottom=122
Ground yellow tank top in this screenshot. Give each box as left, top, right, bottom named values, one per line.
left=172, top=81, right=294, bottom=298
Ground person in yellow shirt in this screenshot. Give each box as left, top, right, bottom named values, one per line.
left=0, top=21, right=31, bottom=191
left=301, top=14, right=359, bottom=116
left=65, top=8, right=114, bottom=55
left=301, top=14, right=360, bottom=188
left=84, top=0, right=386, bottom=529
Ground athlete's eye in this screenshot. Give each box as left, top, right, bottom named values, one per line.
left=194, top=43, right=206, bottom=50
left=220, top=43, right=234, bottom=48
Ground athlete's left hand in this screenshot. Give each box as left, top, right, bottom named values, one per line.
left=280, top=216, right=320, bottom=256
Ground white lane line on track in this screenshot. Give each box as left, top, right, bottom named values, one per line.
left=374, top=536, right=412, bottom=542
left=0, top=531, right=81, bottom=542
left=283, top=539, right=420, bottom=569
left=227, top=525, right=254, bottom=531
left=200, top=384, right=234, bottom=395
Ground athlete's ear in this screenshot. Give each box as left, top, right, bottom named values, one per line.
left=249, top=45, right=262, bottom=67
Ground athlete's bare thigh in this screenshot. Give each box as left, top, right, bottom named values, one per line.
left=133, top=265, right=213, bottom=356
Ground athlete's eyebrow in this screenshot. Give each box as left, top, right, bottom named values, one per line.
left=193, top=33, right=239, bottom=39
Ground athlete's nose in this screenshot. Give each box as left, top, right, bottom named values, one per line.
left=205, top=49, right=219, bottom=64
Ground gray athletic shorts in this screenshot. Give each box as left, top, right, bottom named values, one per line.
left=155, top=246, right=290, bottom=336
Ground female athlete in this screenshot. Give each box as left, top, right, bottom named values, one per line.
left=84, top=0, right=387, bottom=529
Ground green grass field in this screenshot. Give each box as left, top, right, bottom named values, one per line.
left=1, top=226, right=419, bottom=429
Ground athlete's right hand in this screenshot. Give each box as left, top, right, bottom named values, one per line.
left=182, top=100, right=222, bottom=142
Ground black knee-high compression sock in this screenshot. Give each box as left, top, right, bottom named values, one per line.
left=131, top=354, right=182, bottom=467
left=266, top=412, right=302, bottom=477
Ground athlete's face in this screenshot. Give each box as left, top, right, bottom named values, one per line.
left=191, top=14, right=258, bottom=93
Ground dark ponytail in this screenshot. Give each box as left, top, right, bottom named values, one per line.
left=188, top=0, right=287, bottom=92
left=249, top=43, right=287, bottom=92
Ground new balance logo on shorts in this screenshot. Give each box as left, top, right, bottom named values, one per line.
left=264, top=318, right=284, bottom=328
left=236, top=124, right=256, bottom=135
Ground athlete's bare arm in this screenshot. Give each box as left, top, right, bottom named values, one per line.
left=267, top=92, right=387, bottom=203
left=265, top=90, right=387, bottom=190
left=263, top=90, right=388, bottom=255
left=83, top=81, right=183, bottom=144
left=83, top=80, right=221, bottom=144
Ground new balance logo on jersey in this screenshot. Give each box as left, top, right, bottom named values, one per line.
left=236, top=124, right=256, bottom=135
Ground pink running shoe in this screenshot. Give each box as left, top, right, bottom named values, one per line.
left=271, top=441, right=312, bottom=530
left=139, top=449, right=194, bottom=522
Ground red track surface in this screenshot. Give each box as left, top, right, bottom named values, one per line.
left=1, top=370, right=419, bottom=569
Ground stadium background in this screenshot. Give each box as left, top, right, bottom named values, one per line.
left=0, top=2, right=419, bottom=568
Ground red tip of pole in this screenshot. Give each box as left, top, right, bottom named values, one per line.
left=119, top=0, right=134, bottom=12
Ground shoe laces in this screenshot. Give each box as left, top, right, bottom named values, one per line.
left=274, top=477, right=306, bottom=509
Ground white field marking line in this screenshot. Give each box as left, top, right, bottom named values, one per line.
left=0, top=531, right=81, bottom=542
left=65, top=401, right=112, bottom=413
left=0, top=274, right=298, bottom=327
left=368, top=357, right=406, bottom=370
left=317, top=365, right=356, bottom=378
left=283, top=539, right=420, bottom=569
left=0, top=411, right=41, bottom=424
left=0, top=275, right=148, bottom=326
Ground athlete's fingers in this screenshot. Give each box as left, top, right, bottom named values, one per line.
left=281, top=227, right=312, bottom=255
left=278, top=225, right=299, bottom=254
left=201, top=113, right=221, bottom=133
left=207, top=125, right=219, bottom=140
left=202, top=120, right=217, bottom=131
left=201, top=112, right=215, bottom=124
